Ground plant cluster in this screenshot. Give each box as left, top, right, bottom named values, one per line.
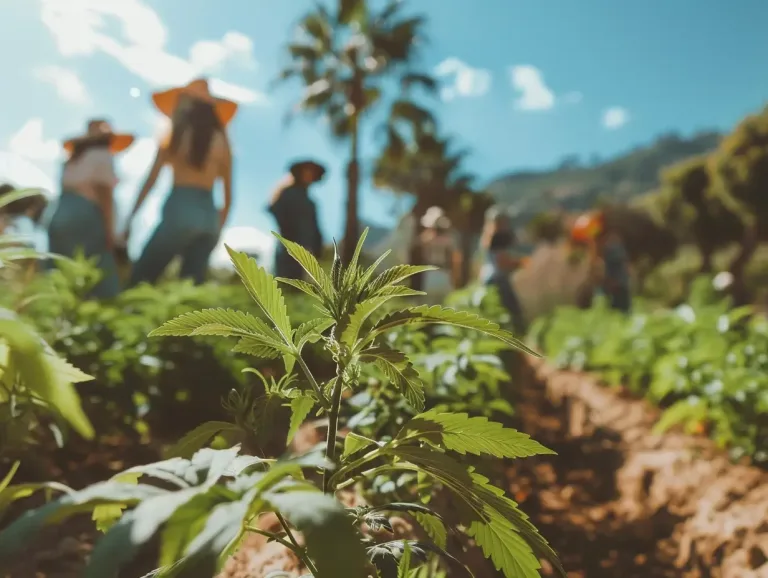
left=0, top=231, right=564, bottom=578
left=529, top=277, right=768, bottom=464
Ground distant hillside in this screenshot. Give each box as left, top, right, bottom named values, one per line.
left=485, top=130, right=722, bottom=222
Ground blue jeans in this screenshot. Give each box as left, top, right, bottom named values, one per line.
left=47, top=191, right=120, bottom=299
left=130, top=186, right=219, bottom=286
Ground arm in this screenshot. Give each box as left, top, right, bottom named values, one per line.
left=495, top=252, right=524, bottom=271
left=129, top=145, right=167, bottom=222
left=219, top=137, right=233, bottom=229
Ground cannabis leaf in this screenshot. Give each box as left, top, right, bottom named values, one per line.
left=398, top=410, right=556, bottom=459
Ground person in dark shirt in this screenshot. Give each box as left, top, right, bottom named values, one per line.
left=268, top=159, right=325, bottom=279
left=479, top=207, right=527, bottom=333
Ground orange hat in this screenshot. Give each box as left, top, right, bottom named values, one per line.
left=63, top=119, right=135, bottom=155
left=151, top=78, right=238, bottom=126
left=570, top=212, right=604, bottom=243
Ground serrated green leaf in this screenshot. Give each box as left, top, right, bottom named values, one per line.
left=288, top=394, right=316, bottom=445
left=165, top=421, right=242, bottom=459
left=398, top=541, right=413, bottom=578
left=361, top=347, right=424, bottom=411
left=341, top=296, right=392, bottom=346
left=367, top=265, right=436, bottom=296
left=342, top=432, right=378, bottom=459
left=342, top=228, right=369, bottom=287
left=0, top=314, right=94, bottom=440
left=277, top=277, right=323, bottom=300
left=294, top=317, right=334, bottom=349
left=399, top=411, right=556, bottom=459
left=225, top=246, right=293, bottom=343
left=149, top=308, right=274, bottom=338
left=231, top=337, right=282, bottom=359
left=368, top=305, right=539, bottom=356
left=92, top=472, right=142, bottom=532
left=158, top=492, right=226, bottom=567
left=272, top=233, right=333, bottom=298
left=413, top=512, right=447, bottom=549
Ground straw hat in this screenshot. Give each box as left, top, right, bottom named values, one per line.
left=152, top=78, right=239, bottom=126
left=288, top=159, right=327, bottom=183
left=63, top=119, right=135, bottom=155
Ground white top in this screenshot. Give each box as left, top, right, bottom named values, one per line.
left=60, top=148, right=118, bottom=201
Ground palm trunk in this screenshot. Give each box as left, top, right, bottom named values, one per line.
left=343, top=116, right=360, bottom=264
left=409, top=204, right=428, bottom=291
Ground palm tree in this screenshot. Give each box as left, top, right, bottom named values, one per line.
left=276, top=0, right=436, bottom=263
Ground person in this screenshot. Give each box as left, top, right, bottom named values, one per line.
left=571, top=211, right=631, bottom=312
left=268, top=160, right=325, bottom=279
left=479, top=207, right=526, bottom=333
left=47, top=119, right=135, bottom=299
left=418, top=206, right=460, bottom=303
left=0, top=184, right=48, bottom=280
left=125, top=78, right=236, bottom=286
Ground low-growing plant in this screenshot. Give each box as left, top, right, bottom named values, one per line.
left=0, top=230, right=564, bottom=578
left=0, top=189, right=95, bottom=459
left=529, top=278, right=768, bottom=464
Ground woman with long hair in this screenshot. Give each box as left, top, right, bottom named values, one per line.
left=125, top=78, right=236, bottom=286
left=479, top=206, right=526, bottom=333
left=47, top=119, right=135, bottom=298
left=268, top=159, right=325, bottom=279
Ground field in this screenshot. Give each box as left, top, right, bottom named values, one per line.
left=1, top=231, right=767, bottom=578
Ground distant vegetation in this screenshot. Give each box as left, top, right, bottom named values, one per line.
left=486, top=130, right=722, bottom=220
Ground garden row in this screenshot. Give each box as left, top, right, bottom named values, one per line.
left=0, top=235, right=562, bottom=578
left=528, top=275, right=768, bottom=466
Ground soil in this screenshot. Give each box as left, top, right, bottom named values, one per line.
left=3, top=359, right=768, bottom=578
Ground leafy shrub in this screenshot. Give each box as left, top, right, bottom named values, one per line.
left=0, top=231, right=564, bottom=578
left=529, top=277, right=768, bottom=463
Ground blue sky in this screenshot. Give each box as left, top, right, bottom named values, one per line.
left=1, top=0, right=767, bottom=266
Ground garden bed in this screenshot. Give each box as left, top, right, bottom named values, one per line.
left=520, top=357, right=768, bottom=578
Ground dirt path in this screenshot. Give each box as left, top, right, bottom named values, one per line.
left=501, top=367, right=682, bottom=577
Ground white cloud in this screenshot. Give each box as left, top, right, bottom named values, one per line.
left=210, top=226, right=275, bottom=270
left=7, top=119, right=63, bottom=164
left=602, top=106, right=629, bottom=129
left=39, top=0, right=266, bottom=105
left=562, top=91, right=583, bottom=105
left=33, top=65, right=91, bottom=105
left=433, top=58, right=492, bottom=101
left=509, top=65, right=555, bottom=111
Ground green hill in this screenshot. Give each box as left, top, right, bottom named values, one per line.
left=485, top=130, right=722, bottom=219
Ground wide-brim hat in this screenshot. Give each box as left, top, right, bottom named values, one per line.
left=288, top=159, right=327, bottom=182
left=63, top=119, right=135, bottom=155
left=152, top=78, right=239, bottom=126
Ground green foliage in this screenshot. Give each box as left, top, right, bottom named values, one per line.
left=0, top=230, right=563, bottom=578
left=529, top=281, right=768, bottom=463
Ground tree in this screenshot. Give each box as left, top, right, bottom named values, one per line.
left=707, top=106, right=768, bottom=303
left=276, top=0, right=436, bottom=263
left=659, top=156, right=743, bottom=273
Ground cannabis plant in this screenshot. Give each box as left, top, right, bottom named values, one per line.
left=0, top=230, right=564, bottom=578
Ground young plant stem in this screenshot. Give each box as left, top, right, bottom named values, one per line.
left=245, top=526, right=319, bottom=575
left=296, top=355, right=331, bottom=410
left=322, top=372, right=345, bottom=493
